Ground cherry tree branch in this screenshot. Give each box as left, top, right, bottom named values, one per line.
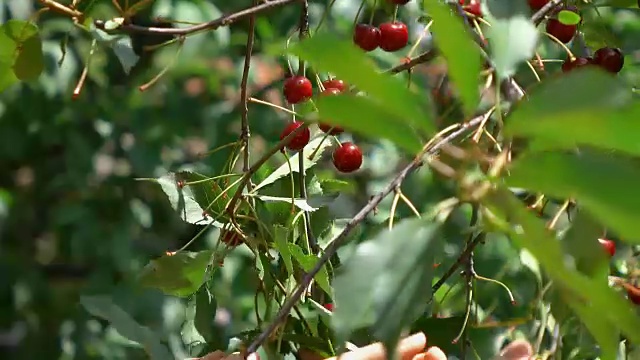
left=240, top=0, right=258, bottom=177
left=94, top=0, right=301, bottom=35
left=531, top=0, right=562, bottom=26
left=246, top=115, right=486, bottom=354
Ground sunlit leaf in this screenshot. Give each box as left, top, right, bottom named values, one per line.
left=138, top=251, right=213, bottom=297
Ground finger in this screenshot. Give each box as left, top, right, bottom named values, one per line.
left=199, top=350, right=226, bottom=360
left=326, top=332, right=427, bottom=360
left=497, top=340, right=533, bottom=360
left=423, top=347, right=447, bottom=360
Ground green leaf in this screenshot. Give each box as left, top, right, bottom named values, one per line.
left=561, top=210, right=609, bottom=279
left=596, top=0, right=637, bottom=7
left=332, top=217, right=443, bottom=347
left=422, top=0, right=482, bottom=116
left=253, top=136, right=335, bottom=191
left=273, top=225, right=294, bottom=276
left=286, top=33, right=435, bottom=136
left=486, top=16, right=538, bottom=80
left=484, top=187, right=640, bottom=347
left=110, top=37, right=140, bottom=74
left=558, top=10, right=581, bottom=25
left=138, top=251, right=213, bottom=297
left=504, top=151, right=640, bottom=243
left=0, top=20, right=44, bottom=81
left=153, top=172, right=228, bottom=226
left=253, top=194, right=337, bottom=212
left=80, top=296, right=173, bottom=360
left=504, top=69, right=640, bottom=156
left=194, top=286, right=217, bottom=341
left=315, top=94, right=423, bottom=154
left=288, top=244, right=332, bottom=296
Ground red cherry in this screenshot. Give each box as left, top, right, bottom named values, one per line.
left=280, top=121, right=311, bottom=151
left=528, top=0, right=550, bottom=11
left=546, top=18, right=576, bottom=43
left=628, top=286, right=640, bottom=305
left=221, top=229, right=243, bottom=247
left=465, top=1, right=482, bottom=17
left=318, top=89, right=344, bottom=135
left=593, top=47, right=624, bottom=73
left=378, top=22, right=409, bottom=52
left=332, top=142, right=363, bottom=173
left=561, top=57, right=593, bottom=72
left=323, top=303, right=334, bottom=311
left=322, top=79, right=346, bottom=92
left=353, top=24, right=380, bottom=52
left=283, top=76, right=313, bottom=104
left=598, top=238, right=616, bottom=258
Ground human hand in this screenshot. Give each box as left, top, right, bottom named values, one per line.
left=322, top=332, right=446, bottom=360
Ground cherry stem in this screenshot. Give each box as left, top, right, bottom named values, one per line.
left=139, top=38, right=184, bottom=92
left=369, top=0, right=377, bottom=25
left=475, top=274, right=516, bottom=304
left=352, top=0, right=367, bottom=30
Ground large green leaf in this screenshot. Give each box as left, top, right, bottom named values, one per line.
left=286, top=33, right=435, bottom=136
left=80, top=296, right=173, bottom=360
left=423, top=0, right=482, bottom=115
left=0, top=20, right=44, bottom=82
left=504, top=151, right=640, bottom=242
left=314, top=94, right=423, bottom=154
left=332, top=217, right=444, bottom=349
left=503, top=69, right=640, bottom=156
left=138, top=250, right=213, bottom=297
left=486, top=16, right=538, bottom=80
left=484, top=187, right=640, bottom=348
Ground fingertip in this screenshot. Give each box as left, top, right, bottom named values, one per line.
left=424, top=346, right=447, bottom=360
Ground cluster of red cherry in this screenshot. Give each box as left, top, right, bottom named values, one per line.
left=352, top=0, right=412, bottom=53
left=279, top=76, right=363, bottom=174
left=461, top=0, right=625, bottom=74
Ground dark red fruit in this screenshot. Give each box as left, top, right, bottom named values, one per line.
left=387, top=0, right=411, bottom=4
left=593, top=47, right=624, bottom=73
left=322, top=79, right=346, bottom=92
left=283, top=76, right=313, bottom=104
left=546, top=18, right=576, bottom=43
left=280, top=121, right=311, bottom=151
left=598, top=238, right=616, bottom=258
left=628, top=286, right=640, bottom=305
left=323, top=303, right=334, bottom=311
left=379, top=22, right=409, bottom=52
left=221, top=229, right=243, bottom=247
left=528, top=0, right=550, bottom=11
left=561, top=57, right=593, bottom=72
left=353, top=24, right=381, bottom=52
left=465, top=1, right=482, bottom=17
left=332, top=142, right=363, bottom=173
left=318, top=88, right=344, bottom=135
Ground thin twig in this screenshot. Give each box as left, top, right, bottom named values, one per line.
left=38, top=0, right=83, bottom=19
left=225, top=122, right=311, bottom=216
left=94, top=0, right=301, bottom=35
left=385, top=50, right=439, bottom=74
left=240, top=0, right=257, bottom=179
left=246, top=115, right=486, bottom=354
left=531, top=0, right=562, bottom=26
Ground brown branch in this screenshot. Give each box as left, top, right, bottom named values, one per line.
left=246, top=114, right=486, bottom=354
left=240, top=0, right=258, bottom=176
left=531, top=0, right=562, bottom=26
left=386, top=50, right=439, bottom=74
left=38, top=0, right=83, bottom=19
left=94, top=0, right=301, bottom=35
